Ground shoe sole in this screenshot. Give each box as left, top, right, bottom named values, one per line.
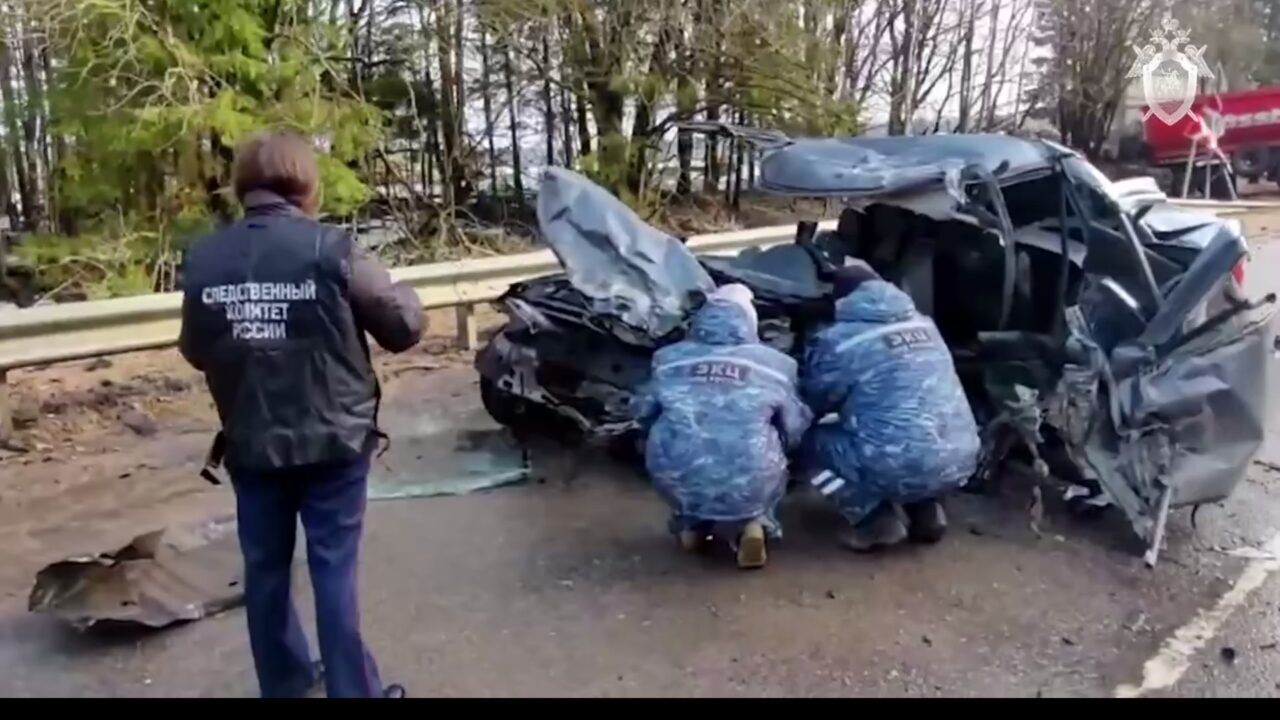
left=839, top=525, right=910, bottom=553
left=737, top=524, right=768, bottom=569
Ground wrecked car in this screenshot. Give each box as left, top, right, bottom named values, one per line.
left=475, top=134, right=1278, bottom=562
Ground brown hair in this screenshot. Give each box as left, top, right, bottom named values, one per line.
left=231, top=131, right=320, bottom=214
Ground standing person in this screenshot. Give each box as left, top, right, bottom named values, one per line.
left=179, top=131, right=423, bottom=698
left=634, top=284, right=812, bottom=569
left=799, top=263, right=979, bottom=552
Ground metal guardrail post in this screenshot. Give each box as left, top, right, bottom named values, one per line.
left=455, top=303, right=477, bottom=351
left=0, top=369, right=11, bottom=442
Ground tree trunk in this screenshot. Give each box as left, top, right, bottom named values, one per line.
left=828, top=4, right=849, bottom=98
left=957, top=0, right=977, bottom=132
left=559, top=10, right=592, bottom=158
left=559, top=85, right=574, bottom=168
left=479, top=26, right=498, bottom=191
left=676, top=125, right=694, bottom=197
left=204, top=130, right=236, bottom=222
left=41, top=44, right=69, bottom=233
left=19, top=19, right=47, bottom=230
left=627, top=98, right=651, bottom=195
left=1011, top=7, right=1033, bottom=128
left=887, top=0, right=916, bottom=136
left=541, top=31, right=555, bottom=168
left=417, top=2, right=441, bottom=200
left=1262, top=0, right=1280, bottom=84
left=979, top=0, right=1002, bottom=130
left=456, top=0, right=470, bottom=202
left=702, top=97, right=722, bottom=193
left=0, top=28, right=32, bottom=229
left=627, top=15, right=671, bottom=195
left=700, top=0, right=723, bottom=193
left=364, top=0, right=376, bottom=93
left=577, top=8, right=627, bottom=188
left=731, top=110, right=745, bottom=211
left=674, top=7, right=695, bottom=196
left=347, top=0, right=368, bottom=94
left=0, top=141, right=14, bottom=229
left=502, top=42, right=524, bottom=198
left=575, top=92, right=591, bottom=156
left=434, top=0, right=460, bottom=207
left=424, top=67, right=441, bottom=201
left=557, top=27, right=574, bottom=168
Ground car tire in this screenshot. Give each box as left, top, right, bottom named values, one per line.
left=480, top=376, right=527, bottom=428
left=607, top=431, right=645, bottom=466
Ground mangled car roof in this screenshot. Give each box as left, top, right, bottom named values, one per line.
left=758, top=134, right=1066, bottom=197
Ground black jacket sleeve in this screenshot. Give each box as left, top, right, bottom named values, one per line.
left=347, top=246, right=425, bottom=353
left=178, top=288, right=205, bottom=372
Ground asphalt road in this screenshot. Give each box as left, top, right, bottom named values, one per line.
left=1, top=240, right=1280, bottom=698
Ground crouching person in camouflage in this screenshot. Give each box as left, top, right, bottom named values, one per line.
left=800, top=264, right=980, bottom=552
left=634, top=284, right=812, bottom=569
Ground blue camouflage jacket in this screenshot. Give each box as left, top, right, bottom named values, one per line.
left=634, top=299, right=813, bottom=523
left=802, top=280, right=980, bottom=484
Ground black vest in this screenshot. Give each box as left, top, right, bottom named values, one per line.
left=181, top=207, right=379, bottom=471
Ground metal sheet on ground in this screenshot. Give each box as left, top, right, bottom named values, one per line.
left=27, top=516, right=243, bottom=631
left=368, top=396, right=529, bottom=501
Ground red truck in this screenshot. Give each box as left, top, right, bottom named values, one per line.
left=1126, top=85, right=1280, bottom=197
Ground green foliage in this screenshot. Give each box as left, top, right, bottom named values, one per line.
left=14, top=221, right=191, bottom=300
left=40, top=0, right=383, bottom=214
left=316, top=155, right=374, bottom=216
left=576, top=133, right=630, bottom=191
left=9, top=0, right=876, bottom=299
left=16, top=0, right=386, bottom=297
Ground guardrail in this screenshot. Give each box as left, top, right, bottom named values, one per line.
left=0, top=197, right=1277, bottom=437
left=0, top=221, right=828, bottom=437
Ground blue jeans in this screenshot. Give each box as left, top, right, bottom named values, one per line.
left=231, top=453, right=383, bottom=698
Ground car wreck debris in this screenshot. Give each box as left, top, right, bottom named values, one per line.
left=28, top=516, right=243, bottom=631
left=476, top=132, right=1278, bottom=562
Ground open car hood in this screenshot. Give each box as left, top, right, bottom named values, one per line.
left=535, top=168, right=714, bottom=339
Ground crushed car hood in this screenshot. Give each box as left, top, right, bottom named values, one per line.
left=536, top=168, right=714, bottom=338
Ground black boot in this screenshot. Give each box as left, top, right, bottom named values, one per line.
left=904, top=498, right=948, bottom=544
left=838, top=503, right=909, bottom=553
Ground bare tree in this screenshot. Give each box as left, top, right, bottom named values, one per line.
left=0, top=17, right=33, bottom=229
left=501, top=39, right=524, bottom=197
left=887, top=0, right=959, bottom=135
left=1033, top=0, right=1160, bottom=157
left=842, top=1, right=899, bottom=109
left=541, top=15, right=556, bottom=168
left=433, top=0, right=468, bottom=205
left=478, top=27, right=498, bottom=191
